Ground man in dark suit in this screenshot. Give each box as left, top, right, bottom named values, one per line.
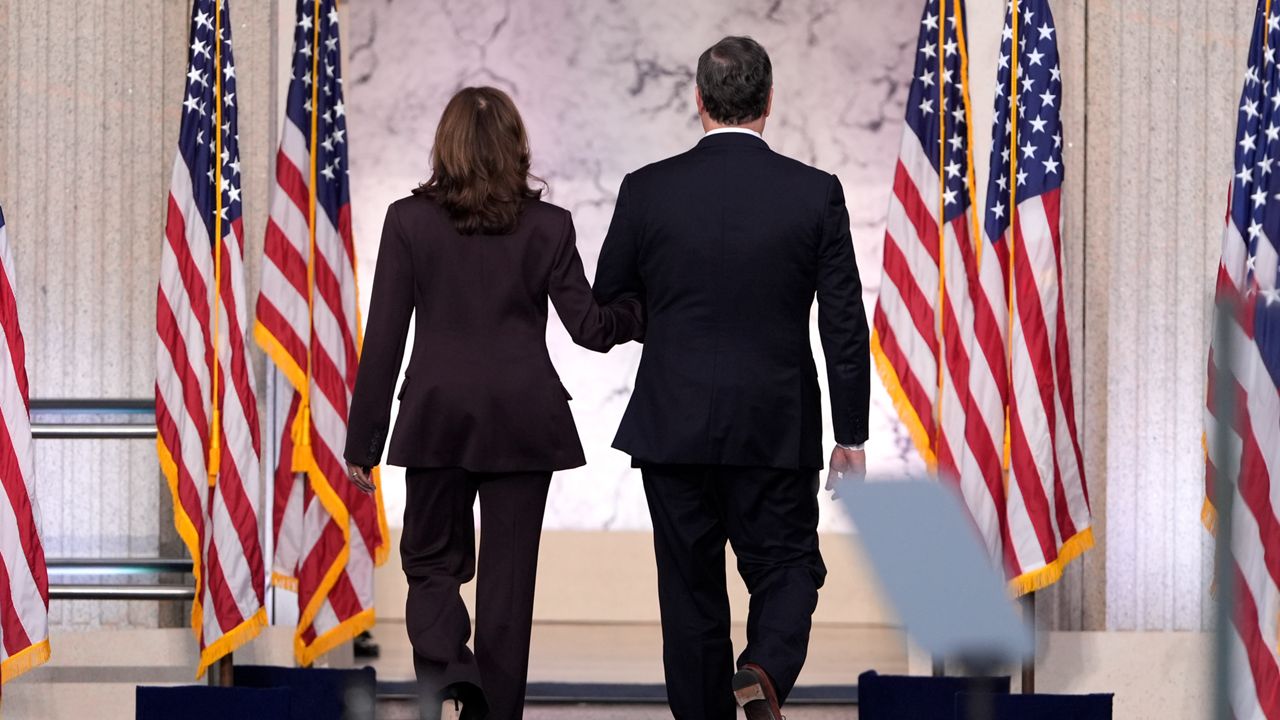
left=593, top=36, right=871, bottom=720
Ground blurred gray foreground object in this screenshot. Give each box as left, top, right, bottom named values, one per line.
left=838, top=479, right=1034, bottom=666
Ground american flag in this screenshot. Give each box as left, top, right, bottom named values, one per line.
left=255, top=0, right=387, bottom=665
left=0, top=205, right=50, bottom=685
left=873, top=0, right=1012, bottom=569
left=1204, top=0, right=1280, bottom=715
left=155, top=0, right=266, bottom=677
left=873, top=0, right=1011, bottom=585
left=873, top=0, right=1092, bottom=596
left=979, top=0, right=1092, bottom=594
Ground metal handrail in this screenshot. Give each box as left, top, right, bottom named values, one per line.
left=48, top=585, right=195, bottom=601
left=29, top=399, right=153, bottom=414
left=32, top=400, right=187, bottom=603
left=30, top=399, right=157, bottom=439
left=30, top=403, right=226, bottom=676
left=35, top=423, right=158, bottom=439
left=33, top=424, right=157, bottom=439
left=47, top=558, right=193, bottom=575
left=47, top=557, right=195, bottom=601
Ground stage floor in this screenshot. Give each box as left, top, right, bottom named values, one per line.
left=363, top=618, right=896, bottom=717
left=4, top=627, right=1212, bottom=719
left=363, top=619, right=906, bottom=687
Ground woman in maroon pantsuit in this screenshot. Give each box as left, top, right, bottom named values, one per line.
left=344, top=87, right=642, bottom=720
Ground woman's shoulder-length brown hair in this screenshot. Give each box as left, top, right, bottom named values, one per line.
left=415, top=86, right=544, bottom=235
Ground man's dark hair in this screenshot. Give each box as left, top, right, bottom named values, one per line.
left=696, top=36, right=772, bottom=125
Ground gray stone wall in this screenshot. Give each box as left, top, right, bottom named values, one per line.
left=343, top=0, right=929, bottom=535
left=1086, top=0, right=1251, bottom=633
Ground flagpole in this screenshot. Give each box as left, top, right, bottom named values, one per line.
left=208, top=0, right=224, bottom=487
left=1007, top=0, right=1036, bottom=695
left=931, top=0, right=949, bottom=679
left=1005, top=2, right=1019, bottom=476
left=935, top=0, right=948, bottom=462
left=207, top=0, right=229, bottom=678
left=297, top=0, right=323, bottom=473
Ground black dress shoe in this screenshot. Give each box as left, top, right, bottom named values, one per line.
left=353, top=630, right=380, bottom=659
left=732, top=663, right=784, bottom=720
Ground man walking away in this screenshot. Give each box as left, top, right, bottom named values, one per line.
left=593, top=35, right=871, bottom=720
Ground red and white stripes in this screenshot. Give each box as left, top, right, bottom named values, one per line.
left=1205, top=217, right=1280, bottom=719
left=155, top=0, right=267, bottom=677
left=0, top=207, right=51, bottom=684
left=156, top=155, right=267, bottom=678
left=1000, top=189, right=1093, bottom=591
left=874, top=0, right=1092, bottom=596
left=256, top=0, right=386, bottom=665
left=874, top=127, right=1008, bottom=568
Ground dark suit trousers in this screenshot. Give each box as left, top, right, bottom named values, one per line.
left=641, top=464, right=827, bottom=720
left=402, top=468, right=552, bottom=720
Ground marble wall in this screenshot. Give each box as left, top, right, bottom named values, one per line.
left=344, top=0, right=928, bottom=532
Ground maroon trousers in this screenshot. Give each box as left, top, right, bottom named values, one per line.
left=401, top=468, right=552, bottom=720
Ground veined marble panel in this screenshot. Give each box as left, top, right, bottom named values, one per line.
left=345, top=0, right=925, bottom=531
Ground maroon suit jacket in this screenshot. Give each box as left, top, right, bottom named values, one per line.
left=344, top=195, right=643, bottom=472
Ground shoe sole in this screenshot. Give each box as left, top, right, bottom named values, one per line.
left=732, top=669, right=782, bottom=720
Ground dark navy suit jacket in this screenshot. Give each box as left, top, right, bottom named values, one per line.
left=593, top=131, right=870, bottom=470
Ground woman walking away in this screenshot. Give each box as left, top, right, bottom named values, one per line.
left=344, top=87, right=644, bottom=720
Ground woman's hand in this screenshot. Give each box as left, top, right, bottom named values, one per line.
left=346, top=462, right=376, bottom=494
